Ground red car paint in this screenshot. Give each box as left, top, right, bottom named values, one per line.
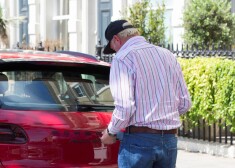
left=0, top=50, right=119, bottom=168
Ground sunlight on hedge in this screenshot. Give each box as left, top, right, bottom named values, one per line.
left=178, top=57, right=235, bottom=132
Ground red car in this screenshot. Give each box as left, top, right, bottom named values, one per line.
left=0, top=50, right=119, bottom=168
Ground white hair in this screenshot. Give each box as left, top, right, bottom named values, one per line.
left=117, top=28, right=139, bottom=38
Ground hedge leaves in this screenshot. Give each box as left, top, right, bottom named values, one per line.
left=179, top=57, right=235, bottom=132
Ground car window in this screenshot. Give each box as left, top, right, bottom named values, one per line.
left=0, top=69, right=114, bottom=111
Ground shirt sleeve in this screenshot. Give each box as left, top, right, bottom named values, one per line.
left=177, top=63, right=192, bottom=115
left=107, top=58, right=136, bottom=134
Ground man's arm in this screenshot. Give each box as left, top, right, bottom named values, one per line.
left=108, top=58, right=136, bottom=134
left=101, top=58, right=136, bottom=144
left=177, top=64, right=192, bottom=114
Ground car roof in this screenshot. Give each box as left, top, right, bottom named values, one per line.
left=0, top=49, right=110, bottom=66
left=55, top=50, right=99, bottom=61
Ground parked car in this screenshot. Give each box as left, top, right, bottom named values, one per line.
left=0, top=49, right=119, bottom=168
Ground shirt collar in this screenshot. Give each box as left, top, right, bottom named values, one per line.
left=117, top=36, right=147, bottom=53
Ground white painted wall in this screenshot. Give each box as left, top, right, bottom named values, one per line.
left=2, top=0, right=186, bottom=54
left=2, top=0, right=97, bottom=54
left=44, top=0, right=60, bottom=41
left=172, top=0, right=185, bottom=47
left=112, top=0, right=125, bottom=20
left=68, top=0, right=78, bottom=51
left=87, top=0, right=97, bottom=55
left=28, top=0, right=38, bottom=46
left=81, top=0, right=88, bottom=52
left=7, top=0, right=19, bottom=48
left=112, top=0, right=186, bottom=46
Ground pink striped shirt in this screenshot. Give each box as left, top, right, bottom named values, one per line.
left=108, top=36, right=192, bottom=134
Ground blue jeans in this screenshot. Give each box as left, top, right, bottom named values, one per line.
left=118, top=133, right=178, bottom=168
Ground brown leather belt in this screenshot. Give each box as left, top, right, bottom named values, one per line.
left=126, top=126, right=177, bottom=134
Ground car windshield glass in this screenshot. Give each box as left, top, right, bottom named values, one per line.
left=0, top=69, right=114, bottom=111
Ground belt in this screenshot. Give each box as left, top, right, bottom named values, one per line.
left=125, top=126, right=177, bottom=134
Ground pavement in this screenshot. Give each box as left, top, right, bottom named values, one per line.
left=176, top=149, right=235, bottom=168
left=177, top=137, right=235, bottom=158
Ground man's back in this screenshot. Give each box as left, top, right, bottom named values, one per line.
left=111, top=36, right=191, bottom=130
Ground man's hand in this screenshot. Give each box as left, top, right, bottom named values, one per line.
left=100, top=129, right=116, bottom=145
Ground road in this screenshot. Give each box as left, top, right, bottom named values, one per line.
left=177, top=149, right=235, bottom=168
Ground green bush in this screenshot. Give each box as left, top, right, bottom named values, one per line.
left=122, top=0, right=166, bottom=45
left=179, top=57, right=235, bottom=132
left=183, top=0, right=235, bottom=48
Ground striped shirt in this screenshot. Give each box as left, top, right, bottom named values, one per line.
left=108, top=36, right=192, bottom=134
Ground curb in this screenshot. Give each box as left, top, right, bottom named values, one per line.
left=178, top=137, right=235, bottom=158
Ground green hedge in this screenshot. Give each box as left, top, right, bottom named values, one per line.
left=178, top=57, right=235, bottom=132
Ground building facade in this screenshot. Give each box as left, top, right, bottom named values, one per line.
left=0, top=0, right=112, bottom=55
left=1, top=0, right=184, bottom=53
left=0, top=0, right=234, bottom=54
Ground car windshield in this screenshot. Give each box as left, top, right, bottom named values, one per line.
left=0, top=68, right=114, bottom=111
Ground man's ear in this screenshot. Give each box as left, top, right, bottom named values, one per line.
left=113, top=35, right=121, bottom=44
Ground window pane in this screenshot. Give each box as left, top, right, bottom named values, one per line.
left=0, top=70, right=113, bottom=112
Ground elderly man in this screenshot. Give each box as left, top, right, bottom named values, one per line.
left=101, top=19, right=192, bottom=168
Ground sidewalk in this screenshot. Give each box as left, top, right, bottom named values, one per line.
left=178, top=137, right=235, bottom=158
left=177, top=149, right=235, bottom=168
